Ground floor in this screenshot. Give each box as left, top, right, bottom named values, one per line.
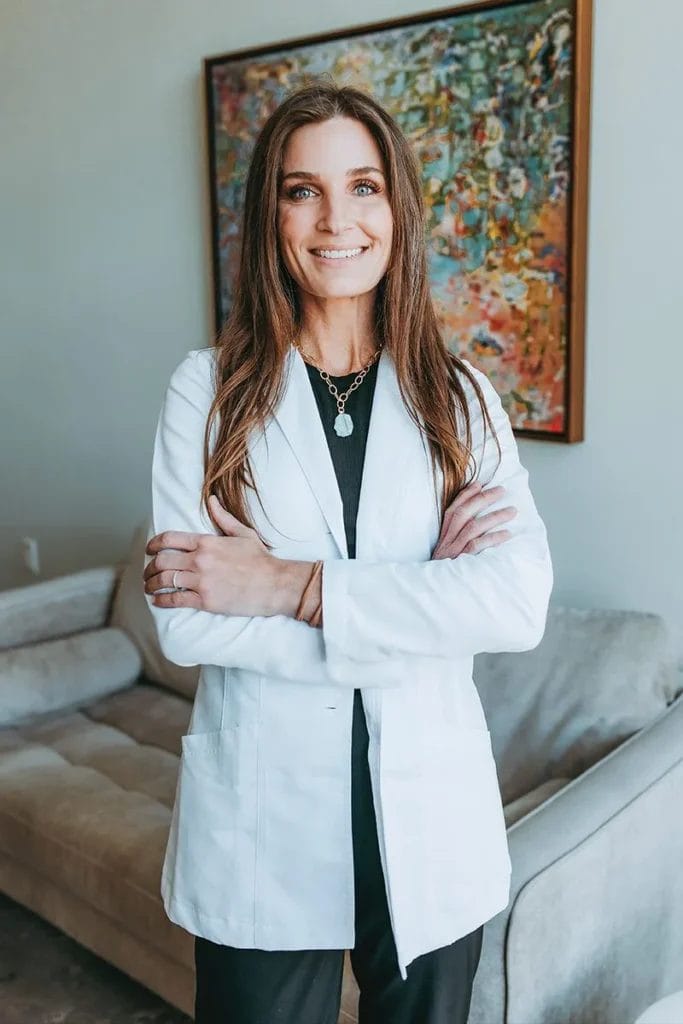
left=0, top=892, right=191, bottom=1024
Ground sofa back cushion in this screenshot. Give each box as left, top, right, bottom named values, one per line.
left=110, top=520, right=199, bottom=701
left=0, top=567, right=117, bottom=649
left=474, top=606, right=678, bottom=805
left=0, top=627, right=140, bottom=726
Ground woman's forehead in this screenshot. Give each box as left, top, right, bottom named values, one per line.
left=282, top=118, right=384, bottom=172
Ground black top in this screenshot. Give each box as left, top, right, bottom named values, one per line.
left=304, top=358, right=379, bottom=561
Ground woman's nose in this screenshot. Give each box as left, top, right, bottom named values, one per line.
left=316, top=194, right=355, bottom=235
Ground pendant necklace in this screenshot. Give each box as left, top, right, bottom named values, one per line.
left=293, top=339, right=383, bottom=438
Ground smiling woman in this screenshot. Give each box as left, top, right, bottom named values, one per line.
left=144, top=79, right=552, bottom=1024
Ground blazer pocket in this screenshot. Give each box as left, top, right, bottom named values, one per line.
left=173, top=729, right=239, bottom=908
left=180, top=728, right=237, bottom=782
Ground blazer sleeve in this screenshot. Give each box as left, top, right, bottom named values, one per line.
left=144, top=349, right=403, bottom=688
left=320, top=359, right=554, bottom=677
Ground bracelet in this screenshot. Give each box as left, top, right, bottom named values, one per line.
left=295, top=560, right=323, bottom=624
left=295, top=562, right=323, bottom=626
left=308, top=598, right=323, bottom=629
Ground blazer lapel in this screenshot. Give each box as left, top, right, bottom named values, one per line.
left=355, top=347, right=439, bottom=560
left=273, top=344, right=433, bottom=561
left=273, top=345, right=348, bottom=558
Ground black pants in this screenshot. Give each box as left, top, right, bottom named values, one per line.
left=194, top=689, right=484, bottom=1023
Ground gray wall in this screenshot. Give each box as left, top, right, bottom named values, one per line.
left=1, top=1, right=681, bottom=663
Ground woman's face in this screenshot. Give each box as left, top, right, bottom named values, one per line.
left=277, top=116, right=394, bottom=302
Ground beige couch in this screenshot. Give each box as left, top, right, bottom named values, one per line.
left=1, top=520, right=682, bottom=1023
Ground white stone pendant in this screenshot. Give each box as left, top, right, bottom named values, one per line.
left=334, top=412, right=354, bottom=437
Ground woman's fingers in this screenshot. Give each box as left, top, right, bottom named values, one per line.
left=147, top=567, right=201, bottom=596
left=437, top=484, right=508, bottom=549
left=458, top=504, right=518, bottom=540
left=144, top=547, right=195, bottom=572
left=455, top=507, right=517, bottom=550
left=432, top=481, right=517, bottom=560
left=149, top=587, right=203, bottom=608
left=432, top=518, right=514, bottom=559
left=461, top=529, right=513, bottom=555
left=443, top=482, right=506, bottom=524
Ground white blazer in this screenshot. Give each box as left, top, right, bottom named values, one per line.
left=144, top=343, right=553, bottom=980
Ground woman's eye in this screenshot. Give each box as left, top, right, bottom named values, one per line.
left=285, top=180, right=380, bottom=200
left=355, top=180, right=379, bottom=196
left=287, top=185, right=314, bottom=200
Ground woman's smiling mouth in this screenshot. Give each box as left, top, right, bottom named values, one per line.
left=310, top=246, right=369, bottom=262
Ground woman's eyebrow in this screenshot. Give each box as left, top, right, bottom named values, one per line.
left=281, top=165, right=385, bottom=182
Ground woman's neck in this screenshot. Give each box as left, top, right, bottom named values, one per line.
left=294, top=334, right=380, bottom=375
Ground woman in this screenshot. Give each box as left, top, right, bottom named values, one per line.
left=143, top=82, right=553, bottom=1024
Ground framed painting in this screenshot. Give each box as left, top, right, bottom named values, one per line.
left=204, top=0, right=592, bottom=441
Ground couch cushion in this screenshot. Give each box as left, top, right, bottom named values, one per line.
left=474, top=606, right=678, bottom=805
left=0, top=567, right=118, bottom=649
left=0, top=682, right=191, bottom=962
left=0, top=627, right=140, bottom=728
left=110, top=519, right=199, bottom=701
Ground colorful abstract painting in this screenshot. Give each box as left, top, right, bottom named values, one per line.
left=205, top=0, right=591, bottom=440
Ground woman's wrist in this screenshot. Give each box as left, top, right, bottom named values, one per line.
left=269, top=558, right=322, bottom=620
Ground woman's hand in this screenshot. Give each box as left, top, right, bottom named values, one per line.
left=431, top=481, right=517, bottom=560
left=143, top=494, right=283, bottom=616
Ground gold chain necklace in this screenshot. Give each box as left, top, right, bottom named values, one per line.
left=293, top=339, right=383, bottom=438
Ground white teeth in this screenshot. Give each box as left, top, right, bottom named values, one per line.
left=314, top=247, right=364, bottom=260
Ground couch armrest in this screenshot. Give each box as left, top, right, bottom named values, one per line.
left=0, top=567, right=122, bottom=650
left=469, top=692, right=683, bottom=1024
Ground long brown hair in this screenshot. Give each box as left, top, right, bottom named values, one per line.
left=201, top=80, right=500, bottom=545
